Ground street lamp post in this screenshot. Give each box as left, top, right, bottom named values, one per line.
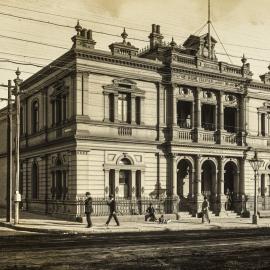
left=13, top=68, right=23, bottom=225
left=249, top=151, right=264, bottom=225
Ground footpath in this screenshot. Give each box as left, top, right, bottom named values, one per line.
left=0, top=210, right=270, bottom=235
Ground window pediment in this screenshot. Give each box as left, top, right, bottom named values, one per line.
left=103, top=78, right=145, bottom=96
left=51, top=81, right=69, bottom=98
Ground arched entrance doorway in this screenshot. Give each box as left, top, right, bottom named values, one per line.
left=118, top=158, right=131, bottom=198
left=201, top=160, right=217, bottom=204
left=224, top=161, right=237, bottom=211
left=177, top=159, right=192, bottom=211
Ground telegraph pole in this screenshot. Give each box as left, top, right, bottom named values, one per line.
left=6, top=80, right=13, bottom=222
left=13, top=68, right=23, bottom=225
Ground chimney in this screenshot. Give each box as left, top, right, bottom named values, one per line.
left=87, top=29, right=92, bottom=40
left=81, top=28, right=87, bottom=38
left=149, top=24, right=163, bottom=50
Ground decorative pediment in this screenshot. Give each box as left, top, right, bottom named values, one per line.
left=223, top=94, right=237, bottom=106
left=258, top=101, right=270, bottom=112
left=103, top=78, right=145, bottom=96
left=50, top=80, right=69, bottom=98
left=201, top=90, right=216, bottom=102
left=183, top=33, right=217, bottom=60
left=177, top=86, right=193, bottom=99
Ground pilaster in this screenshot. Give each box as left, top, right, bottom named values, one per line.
left=131, top=94, right=136, bottom=124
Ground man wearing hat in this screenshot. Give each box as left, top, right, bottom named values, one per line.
left=85, top=192, right=93, bottom=228
left=105, top=194, right=120, bottom=226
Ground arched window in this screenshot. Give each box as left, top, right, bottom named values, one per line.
left=32, top=163, right=38, bottom=199
left=32, top=100, right=39, bottom=133
left=119, top=158, right=131, bottom=165
left=51, top=158, right=68, bottom=200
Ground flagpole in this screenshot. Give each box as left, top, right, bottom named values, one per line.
left=208, top=0, right=211, bottom=59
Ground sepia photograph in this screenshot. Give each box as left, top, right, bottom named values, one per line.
left=0, top=0, right=270, bottom=269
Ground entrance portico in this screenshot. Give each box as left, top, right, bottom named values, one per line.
left=172, top=154, right=243, bottom=215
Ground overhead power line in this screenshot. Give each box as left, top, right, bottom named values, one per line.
left=0, top=3, right=150, bottom=33
left=0, top=11, right=148, bottom=43
left=2, top=4, right=270, bottom=53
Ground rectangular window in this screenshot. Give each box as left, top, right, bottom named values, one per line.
left=109, top=94, right=114, bottom=122
left=55, top=95, right=62, bottom=124
left=135, top=97, right=141, bottom=125
left=63, top=96, right=67, bottom=121
left=118, top=93, right=130, bottom=123
left=52, top=101, right=55, bottom=126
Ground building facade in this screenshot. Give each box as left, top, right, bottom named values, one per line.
left=1, top=23, right=270, bottom=219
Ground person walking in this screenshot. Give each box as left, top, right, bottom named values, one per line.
left=201, top=196, right=210, bottom=224
left=105, top=194, right=120, bottom=226
left=84, top=192, right=93, bottom=228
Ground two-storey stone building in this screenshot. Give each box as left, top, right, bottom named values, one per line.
left=1, top=22, right=270, bottom=219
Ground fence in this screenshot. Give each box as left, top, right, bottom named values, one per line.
left=43, top=196, right=179, bottom=219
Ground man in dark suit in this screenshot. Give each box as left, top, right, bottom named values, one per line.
left=85, top=192, right=93, bottom=228
left=105, top=194, right=120, bottom=226
left=145, top=203, right=156, bottom=221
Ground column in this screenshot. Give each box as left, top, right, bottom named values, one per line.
left=195, top=155, right=203, bottom=215
left=195, top=155, right=202, bottom=196
left=236, top=108, right=240, bottom=133
left=104, top=169, right=110, bottom=197
left=258, top=112, right=261, bottom=136
left=171, top=84, right=177, bottom=126
left=218, top=156, right=226, bottom=214
left=218, top=91, right=224, bottom=130
left=131, top=170, right=136, bottom=198
left=188, top=169, right=195, bottom=198
left=265, top=114, right=269, bottom=136
left=191, top=99, right=195, bottom=129
left=214, top=105, right=218, bottom=130
left=158, top=83, right=165, bottom=126
left=75, top=72, right=83, bottom=115
left=140, top=97, right=145, bottom=125
left=171, top=154, right=177, bottom=196
left=131, top=94, right=136, bottom=124
left=115, top=169, right=120, bottom=197
left=195, top=88, right=201, bottom=129
left=235, top=170, right=240, bottom=195
left=82, top=72, right=89, bottom=116
left=113, top=93, right=118, bottom=122
left=103, top=93, right=109, bottom=122
left=239, top=158, right=245, bottom=195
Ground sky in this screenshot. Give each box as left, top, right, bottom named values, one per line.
left=1, top=0, right=270, bottom=107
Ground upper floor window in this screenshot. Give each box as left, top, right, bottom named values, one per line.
left=104, top=79, right=145, bottom=125
left=118, top=93, right=131, bottom=123
left=32, top=100, right=39, bottom=133
left=135, top=97, right=141, bottom=125
left=51, top=81, right=69, bottom=126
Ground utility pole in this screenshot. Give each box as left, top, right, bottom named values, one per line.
left=208, top=0, right=212, bottom=59
left=13, top=68, right=23, bottom=225
left=6, top=80, right=13, bottom=222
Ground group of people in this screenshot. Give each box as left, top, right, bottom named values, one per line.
left=145, top=203, right=171, bottom=224
left=84, top=192, right=211, bottom=228
left=84, top=192, right=119, bottom=228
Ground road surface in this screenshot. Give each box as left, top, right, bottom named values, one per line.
left=0, top=228, right=270, bottom=269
